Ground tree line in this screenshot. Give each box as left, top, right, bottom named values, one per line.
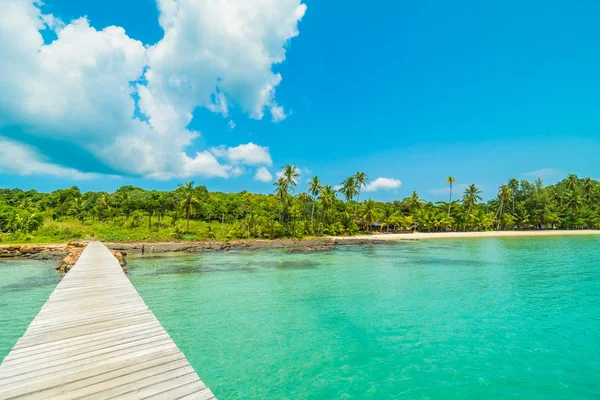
left=0, top=168, right=598, bottom=242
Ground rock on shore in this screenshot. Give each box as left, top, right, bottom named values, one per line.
left=0, top=244, right=67, bottom=260
left=2, top=237, right=396, bottom=269
left=54, top=243, right=127, bottom=276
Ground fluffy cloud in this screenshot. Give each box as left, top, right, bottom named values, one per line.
left=221, top=142, right=273, bottom=166
left=0, top=0, right=306, bottom=179
left=364, top=177, right=402, bottom=192
left=0, top=137, right=102, bottom=179
left=254, top=167, right=273, bottom=182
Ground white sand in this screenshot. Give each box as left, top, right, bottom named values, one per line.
left=335, top=230, right=600, bottom=241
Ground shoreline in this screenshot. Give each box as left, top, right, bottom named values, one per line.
left=334, top=229, right=600, bottom=241
left=1, top=230, right=598, bottom=259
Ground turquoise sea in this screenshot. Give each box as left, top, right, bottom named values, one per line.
left=0, top=258, right=61, bottom=359
left=2, top=236, right=600, bottom=399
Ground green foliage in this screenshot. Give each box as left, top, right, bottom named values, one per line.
left=0, top=172, right=599, bottom=243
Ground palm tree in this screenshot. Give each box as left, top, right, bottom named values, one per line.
left=565, top=174, right=579, bottom=191
left=582, top=177, right=594, bottom=203
left=274, top=176, right=287, bottom=203
left=354, top=172, right=368, bottom=216
left=495, top=185, right=511, bottom=229
left=319, top=185, right=337, bottom=225
left=179, top=181, right=202, bottom=232
left=406, top=191, right=422, bottom=213
left=282, top=165, right=300, bottom=192
left=308, top=176, right=323, bottom=230
left=274, top=165, right=300, bottom=224
left=462, top=184, right=482, bottom=213
left=445, top=176, right=456, bottom=216
left=69, top=198, right=86, bottom=221
left=339, top=176, right=358, bottom=203
left=508, top=178, right=519, bottom=215
left=565, top=189, right=585, bottom=214
left=99, top=193, right=112, bottom=220
left=319, top=185, right=336, bottom=228
left=380, top=203, right=396, bottom=232
left=296, top=192, right=312, bottom=222
left=361, top=199, right=379, bottom=231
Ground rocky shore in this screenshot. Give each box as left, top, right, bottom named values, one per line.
left=104, top=237, right=394, bottom=255
left=0, top=242, right=127, bottom=276
left=0, top=244, right=68, bottom=260
left=53, top=242, right=127, bottom=276
left=0, top=237, right=393, bottom=261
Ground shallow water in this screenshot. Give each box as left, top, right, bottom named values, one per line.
left=125, top=236, right=600, bottom=399
left=1, top=237, right=599, bottom=398
left=0, top=259, right=61, bottom=361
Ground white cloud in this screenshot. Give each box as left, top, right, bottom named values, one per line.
left=364, top=177, right=402, bottom=192
left=228, top=120, right=236, bottom=130
left=522, top=168, right=561, bottom=178
left=333, top=185, right=342, bottom=191
left=140, top=0, right=306, bottom=129
left=254, top=167, right=273, bottom=182
left=270, top=105, right=287, bottom=123
left=0, top=0, right=306, bottom=179
left=0, top=137, right=102, bottom=179
left=222, top=142, right=272, bottom=166
left=231, top=166, right=245, bottom=177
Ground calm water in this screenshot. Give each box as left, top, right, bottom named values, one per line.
left=125, top=237, right=600, bottom=399
left=1, top=237, right=599, bottom=399
left=0, top=258, right=61, bottom=360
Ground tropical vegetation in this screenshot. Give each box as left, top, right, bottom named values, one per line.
left=0, top=169, right=598, bottom=243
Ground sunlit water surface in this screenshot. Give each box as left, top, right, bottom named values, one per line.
left=0, top=258, right=61, bottom=360
left=2, top=237, right=599, bottom=399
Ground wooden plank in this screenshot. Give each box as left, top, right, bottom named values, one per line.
left=1, top=328, right=168, bottom=367
left=39, top=357, right=192, bottom=400
left=0, top=241, right=216, bottom=400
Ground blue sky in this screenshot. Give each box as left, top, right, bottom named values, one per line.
left=1, top=0, right=599, bottom=201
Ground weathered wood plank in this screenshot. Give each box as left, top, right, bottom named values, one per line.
left=0, top=241, right=215, bottom=400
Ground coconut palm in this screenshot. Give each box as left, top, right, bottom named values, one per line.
left=565, top=189, right=585, bottom=213
left=361, top=199, right=379, bottom=231
left=308, top=176, right=323, bottom=229
left=296, top=192, right=312, bottom=221
left=380, top=203, right=396, bottom=232
left=319, top=185, right=337, bottom=225
left=274, top=165, right=300, bottom=223
left=406, top=191, right=422, bottom=213
left=179, top=181, right=202, bottom=231
left=339, top=176, right=358, bottom=203
left=495, top=185, right=512, bottom=229
left=462, top=184, right=482, bottom=213
left=354, top=172, right=368, bottom=216
left=508, top=178, right=519, bottom=215
left=445, top=176, right=456, bottom=216
left=582, top=177, right=594, bottom=202
left=273, top=176, right=287, bottom=203
left=69, top=198, right=86, bottom=221
left=564, top=174, right=580, bottom=192
left=282, top=165, right=300, bottom=192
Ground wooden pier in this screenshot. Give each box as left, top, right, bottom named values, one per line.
left=0, top=241, right=215, bottom=399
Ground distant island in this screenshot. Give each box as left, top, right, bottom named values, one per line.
left=0, top=168, right=598, bottom=244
